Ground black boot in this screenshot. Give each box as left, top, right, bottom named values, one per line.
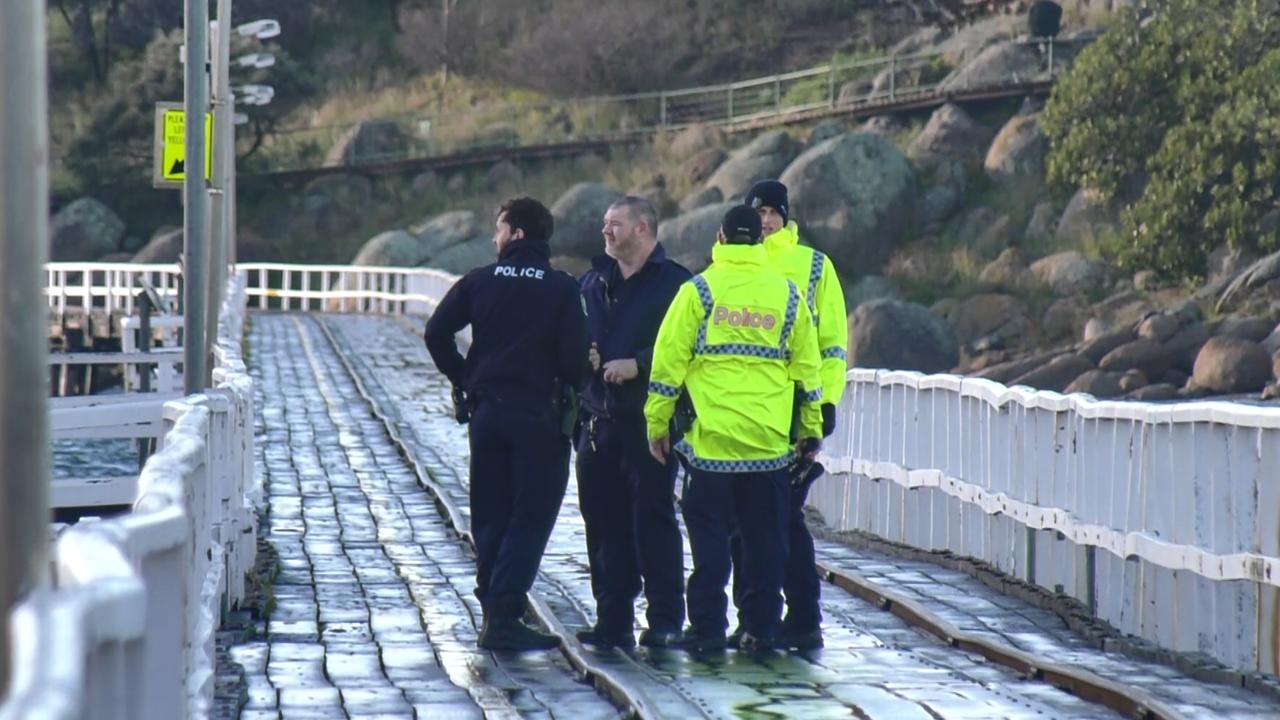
left=726, top=625, right=744, bottom=649
left=738, top=632, right=777, bottom=654
left=777, top=625, right=823, bottom=650
left=576, top=624, right=636, bottom=649
left=478, top=617, right=561, bottom=651
left=674, top=629, right=727, bottom=652
left=638, top=627, right=682, bottom=648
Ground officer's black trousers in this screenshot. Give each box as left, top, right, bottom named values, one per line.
left=468, top=402, right=569, bottom=619
left=576, top=416, right=685, bottom=634
left=682, top=467, right=789, bottom=639
left=730, top=479, right=822, bottom=632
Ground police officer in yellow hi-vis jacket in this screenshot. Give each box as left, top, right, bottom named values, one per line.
left=729, top=179, right=849, bottom=650
left=644, top=205, right=824, bottom=652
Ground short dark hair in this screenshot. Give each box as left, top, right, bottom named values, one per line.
left=609, top=196, right=658, bottom=236
left=498, top=196, right=554, bottom=243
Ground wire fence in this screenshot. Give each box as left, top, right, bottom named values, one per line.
left=253, top=36, right=1094, bottom=175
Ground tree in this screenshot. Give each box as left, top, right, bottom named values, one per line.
left=1118, top=49, right=1280, bottom=276
left=53, top=0, right=124, bottom=84
left=1043, top=0, right=1280, bottom=279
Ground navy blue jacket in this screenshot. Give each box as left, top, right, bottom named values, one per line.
left=425, top=238, right=590, bottom=411
left=579, top=243, right=690, bottom=420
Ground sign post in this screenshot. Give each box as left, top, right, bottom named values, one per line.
left=183, top=0, right=210, bottom=394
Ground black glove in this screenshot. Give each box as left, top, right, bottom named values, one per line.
left=791, top=438, right=824, bottom=489
left=451, top=386, right=470, bottom=425
left=790, top=460, right=825, bottom=491
left=821, top=403, right=836, bottom=438
left=797, top=437, right=821, bottom=462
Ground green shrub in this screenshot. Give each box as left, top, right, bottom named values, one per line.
left=1044, top=0, right=1280, bottom=279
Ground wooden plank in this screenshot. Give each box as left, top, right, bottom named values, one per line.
left=49, top=392, right=182, bottom=410
left=48, top=350, right=183, bottom=366
left=50, top=475, right=137, bottom=508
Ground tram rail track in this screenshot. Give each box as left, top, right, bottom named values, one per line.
left=312, top=311, right=1240, bottom=720
left=815, top=562, right=1187, bottom=720
left=311, top=314, right=669, bottom=718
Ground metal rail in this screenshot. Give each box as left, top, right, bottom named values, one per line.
left=247, top=36, right=1092, bottom=180
left=310, top=315, right=665, bottom=719
left=817, top=561, right=1189, bottom=720
left=310, top=305, right=1196, bottom=720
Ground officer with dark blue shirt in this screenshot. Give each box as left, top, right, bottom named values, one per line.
left=424, top=196, right=590, bottom=652
left=574, top=196, right=691, bottom=649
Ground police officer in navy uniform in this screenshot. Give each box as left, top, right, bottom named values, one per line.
left=574, top=196, right=691, bottom=649
left=424, top=196, right=590, bottom=652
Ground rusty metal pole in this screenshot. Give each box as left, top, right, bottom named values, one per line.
left=0, top=0, right=51, bottom=700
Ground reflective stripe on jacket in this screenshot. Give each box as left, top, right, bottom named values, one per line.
left=644, top=242, right=823, bottom=472
left=763, top=221, right=849, bottom=405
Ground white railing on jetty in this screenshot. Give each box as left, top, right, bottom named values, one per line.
left=48, top=393, right=180, bottom=508
left=17, top=260, right=1280, bottom=717
left=3, top=276, right=255, bottom=720
left=234, top=262, right=1280, bottom=677
left=44, top=263, right=182, bottom=316
left=238, top=262, right=456, bottom=315
left=812, top=370, right=1280, bottom=676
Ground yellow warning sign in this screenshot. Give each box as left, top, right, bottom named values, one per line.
left=153, top=103, right=213, bottom=187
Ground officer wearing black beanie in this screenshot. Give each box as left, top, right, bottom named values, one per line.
left=744, top=180, right=789, bottom=227
left=729, top=179, right=850, bottom=651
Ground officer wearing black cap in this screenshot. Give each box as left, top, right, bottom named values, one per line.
left=424, top=196, right=590, bottom=652
left=575, top=196, right=691, bottom=649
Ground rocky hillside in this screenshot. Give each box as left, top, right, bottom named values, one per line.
left=50, top=0, right=1280, bottom=402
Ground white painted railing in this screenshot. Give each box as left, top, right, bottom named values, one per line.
left=120, top=315, right=184, bottom=392
left=3, top=275, right=256, bottom=720
left=238, top=261, right=456, bottom=315
left=48, top=350, right=184, bottom=397
left=48, top=394, right=181, bottom=509
left=812, top=369, right=1280, bottom=675
left=237, top=263, right=1280, bottom=674
left=24, top=259, right=1280, bottom=714
left=44, top=263, right=182, bottom=316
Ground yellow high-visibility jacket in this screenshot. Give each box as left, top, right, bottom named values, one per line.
left=763, top=221, right=849, bottom=405
left=644, top=242, right=823, bottom=473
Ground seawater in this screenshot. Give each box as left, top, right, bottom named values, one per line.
left=53, top=439, right=143, bottom=480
